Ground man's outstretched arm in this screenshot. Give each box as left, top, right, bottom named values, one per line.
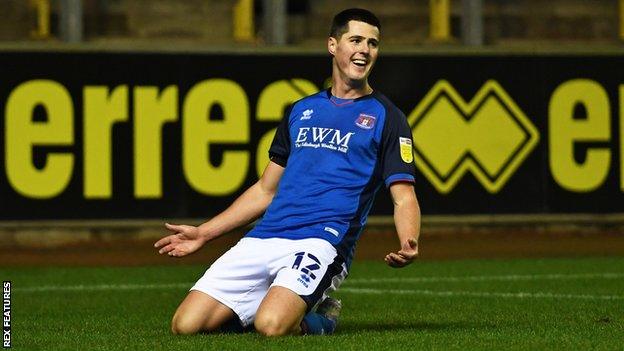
left=154, top=161, right=285, bottom=257
left=384, top=182, right=421, bottom=268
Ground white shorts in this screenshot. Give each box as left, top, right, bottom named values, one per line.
left=191, top=237, right=348, bottom=327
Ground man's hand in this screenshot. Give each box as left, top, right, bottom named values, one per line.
left=384, top=238, right=418, bottom=268
left=154, top=223, right=206, bottom=257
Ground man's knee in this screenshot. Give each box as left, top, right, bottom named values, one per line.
left=254, top=312, right=299, bottom=337
left=170, top=291, right=235, bottom=335
left=171, top=311, right=220, bottom=335
left=171, top=313, right=199, bottom=335
left=254, top=286, right=307, bottom=336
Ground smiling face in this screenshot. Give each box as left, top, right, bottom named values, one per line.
left=328, top=20, right=380, bottom=90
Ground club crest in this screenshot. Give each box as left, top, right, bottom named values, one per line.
left=355, top=113, right=376, bottom=129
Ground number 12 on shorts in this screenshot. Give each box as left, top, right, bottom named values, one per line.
left=292, top=252, right=321, bottom=281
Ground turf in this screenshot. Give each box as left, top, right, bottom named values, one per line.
left=2, top=257, right=623, bottom=350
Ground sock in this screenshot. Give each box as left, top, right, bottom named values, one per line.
left=301, top=311, right=337, bottom=335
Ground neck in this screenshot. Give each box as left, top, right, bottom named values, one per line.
left=330, top=69, right=373, bottom=99
left=330, top=80, right=372, bottom=99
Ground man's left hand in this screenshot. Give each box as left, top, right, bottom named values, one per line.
left=384, top=238, right=418, bottom=268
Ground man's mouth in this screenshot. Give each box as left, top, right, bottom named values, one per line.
left=352, top=59, right=368, bottom=67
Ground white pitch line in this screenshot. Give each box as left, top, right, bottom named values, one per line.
left=14, top=283, right=190, bottom=293
left=339, top=288, right=624, bottom=301
left=13, top=283, right=623, bottom=301
left=346, top=272, right=624, bottom=284
left=11, top=271, right=624, bottom=302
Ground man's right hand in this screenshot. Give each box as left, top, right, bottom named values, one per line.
left=154, top=223, right=206, bottom=257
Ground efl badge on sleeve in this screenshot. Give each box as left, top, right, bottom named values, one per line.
left=399, top=137, right=414, bottom=163
left=355, top=113, right=376, bottom=129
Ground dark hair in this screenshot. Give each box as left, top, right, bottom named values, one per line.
left=329, top=8, right=381, bottom=39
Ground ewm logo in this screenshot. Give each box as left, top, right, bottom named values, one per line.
left=408, top=80, right=540, bottom=193
left=295, top=127, right=355, bottom=154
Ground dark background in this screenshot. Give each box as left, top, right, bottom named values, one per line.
left=0, top=52, right=622, bottom=219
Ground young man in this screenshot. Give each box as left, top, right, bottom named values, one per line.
left=154, top=8, right=421, bottom=336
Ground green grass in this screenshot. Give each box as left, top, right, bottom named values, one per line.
left=2, top=257, right=623, bottom=350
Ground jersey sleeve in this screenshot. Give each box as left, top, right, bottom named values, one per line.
left=380, top=107, right=416, bottom=187
left=268, top=105, right=293, bottom=167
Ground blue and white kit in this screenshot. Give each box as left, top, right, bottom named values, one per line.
left=192, top=89, right=416, bottom=325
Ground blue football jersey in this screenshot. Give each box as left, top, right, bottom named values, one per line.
left=246, top=89, right=416, bottom=266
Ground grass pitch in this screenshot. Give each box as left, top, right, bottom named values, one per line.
left=3, top=256, right=623, bottom=350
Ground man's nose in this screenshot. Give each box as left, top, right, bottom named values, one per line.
left=360, top=43, right=370, bottom=55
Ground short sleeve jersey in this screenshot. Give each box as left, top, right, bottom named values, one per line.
left=246, top=89, right=416, bottom=266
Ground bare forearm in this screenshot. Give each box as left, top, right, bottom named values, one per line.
left=197, top=181, right=274, bottom=241
left=393, top=194, right=421, bottom=245
left=385, top=183, right=421, bottom=267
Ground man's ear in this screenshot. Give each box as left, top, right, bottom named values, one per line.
left=328, top=37, right=337, bottom=55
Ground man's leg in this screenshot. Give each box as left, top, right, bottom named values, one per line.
left=171, top=290, right=236, bottom=335
left=254, top=286, right=307, bottom=336
left=255, top=238, right=347, bottom=336
left=254, top=287, right=342, bottom=336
